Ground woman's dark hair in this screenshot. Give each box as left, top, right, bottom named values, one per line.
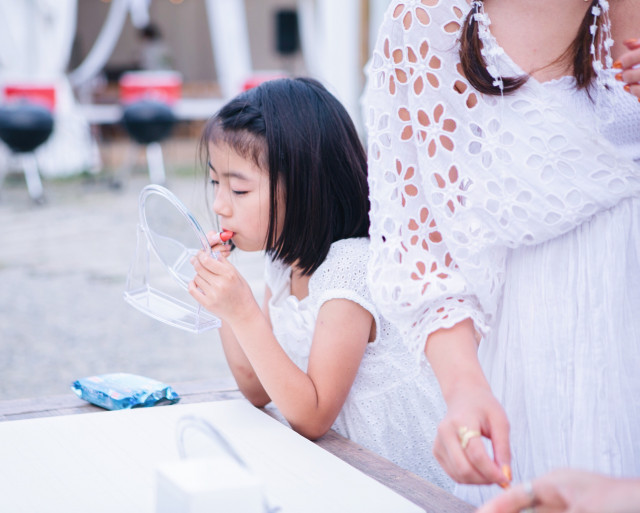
left=459, top=1, right=603, bottom=95
left=199, top=77, right=369, bottom=275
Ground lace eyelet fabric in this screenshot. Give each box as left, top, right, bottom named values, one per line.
left=265, top=238, right=454, bottom=490
left=364, top=0, right=640, bottom=503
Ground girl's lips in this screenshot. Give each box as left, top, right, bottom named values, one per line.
left=220, top=230, right=234, bottom=242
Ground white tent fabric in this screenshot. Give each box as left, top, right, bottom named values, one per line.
left=0, top=0, right=95, bottom=178
left=297, top=0, right=391, bottom=134
left=297, top=0, right=361, bottom=127
left=0, top=0, right=76, bottom=78
left=204, top=0, right=252, bottom=99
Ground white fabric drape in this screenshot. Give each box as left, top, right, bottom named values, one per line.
left=297, top=0, right=363, bottom=132
left=0, top=0, right=95, bottom=178
left=204, top=0, right=252, bottom=99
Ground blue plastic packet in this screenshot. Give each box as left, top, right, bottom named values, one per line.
left=71, top=373, right=180, bottom=410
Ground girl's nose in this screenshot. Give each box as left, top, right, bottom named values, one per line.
left=212, top=189, right=232, bottom=217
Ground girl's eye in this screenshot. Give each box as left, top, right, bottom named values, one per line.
left=210, top=179, right=219, bottom=187
left=232, top=190, right=248, bottom=196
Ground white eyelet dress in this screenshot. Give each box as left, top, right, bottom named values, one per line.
left=364, top=0, right=640, bottom=505
left=265, top=238, right=454, bottom=491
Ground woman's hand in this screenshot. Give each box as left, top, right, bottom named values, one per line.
left=188, top=231, right=260, bottom=325
left=477, top=469, right=640, bottom=513
left=426, top=319, right=511, bottom=487
left=433, top=384, right=511, bottom=487
left=615, top=38, right=640, bottom=100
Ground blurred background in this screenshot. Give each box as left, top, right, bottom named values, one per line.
left=0, top=0, right=391, bottom=400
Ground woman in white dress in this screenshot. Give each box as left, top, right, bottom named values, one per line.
left=364, top=0, right=640, bottom=505
left=190, top=77, right=452, bottom=489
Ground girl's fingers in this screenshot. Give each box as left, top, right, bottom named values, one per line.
left=192, top=250, right=228, bottom=274
left=188, top=279, right=206, bottom=299
left=207, top=230, right=234, bottom=247
left=192, top=273, right=212, bottom=293
left=206, top=230, right=222, bottom=246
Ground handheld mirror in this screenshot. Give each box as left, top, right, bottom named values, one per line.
left=124, top=184, right=221, bottom=332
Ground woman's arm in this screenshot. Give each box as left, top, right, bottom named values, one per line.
left=364, top=1, right=512, bottom=486
left=190, top=251, right=372, bottom=439
left=426, top=319, right=511, bottom=487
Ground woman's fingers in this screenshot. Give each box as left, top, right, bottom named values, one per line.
left=617, top=68, right=640, bottom=85
left=626, top=83, right=640, bottom=98
left=464, top=435, right=508, bottom=484
left=617, top=46, right=640, bottom=68
left=435, top=423, right=502, bottom=484
left=435, top=399, right=511, bottom=486
left=615, top=42, right=640, bottom=100
left=488, top=409, right=512, bottom=485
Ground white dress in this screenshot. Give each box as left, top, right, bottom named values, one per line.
left=265, top=237, right=454, bottom=491
left=364, top=0, right=640, bottom=505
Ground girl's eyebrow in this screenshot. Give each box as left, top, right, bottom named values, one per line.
left=208, top=161, right=250, bottom=181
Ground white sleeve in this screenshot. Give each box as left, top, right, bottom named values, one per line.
left=310, top=239, right=382, bottom=343
left=364, top=1, right=491, bottom=359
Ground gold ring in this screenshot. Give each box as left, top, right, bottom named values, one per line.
left=457, top=426, right=482, bottom=450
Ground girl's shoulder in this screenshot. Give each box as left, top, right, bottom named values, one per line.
left=322, top=237, right=370, bottom=268
left=310, top=237, right=371, bottom=295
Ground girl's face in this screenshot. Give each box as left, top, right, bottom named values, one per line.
left=208, top=142, right=282, bottom=252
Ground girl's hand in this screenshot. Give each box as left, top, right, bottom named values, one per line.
left=206, top=230, right=233, bottom=258
left=615, top=38, right=640, bottom=100
left=188, top=247, right=260, bottom=326
left=433, top=385, right=511, bottom=487
left=477, top=469, right=640, bottom=513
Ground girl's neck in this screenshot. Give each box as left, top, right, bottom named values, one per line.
left=290, top=266, right=310, bottom=301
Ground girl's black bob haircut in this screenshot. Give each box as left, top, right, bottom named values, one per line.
left=199, top=77, right=370, bottom=275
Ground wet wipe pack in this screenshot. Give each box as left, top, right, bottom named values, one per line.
left=71, top=373, right=180, bottom=410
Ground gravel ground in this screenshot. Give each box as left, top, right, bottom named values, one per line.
left=0, top=168, right=265, bottom=400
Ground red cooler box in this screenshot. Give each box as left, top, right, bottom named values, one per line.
left=3, top=84, right=56, bottom=111
left=119, top=71, right=182, bottom=105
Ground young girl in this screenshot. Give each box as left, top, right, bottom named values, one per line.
left=188, top=77, right=452, bottom=490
